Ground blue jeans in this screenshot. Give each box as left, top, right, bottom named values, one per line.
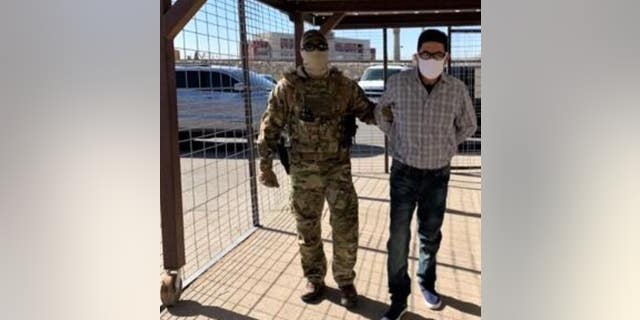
left=387, top=160, right=450, bottom=303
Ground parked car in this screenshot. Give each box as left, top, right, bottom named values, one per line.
left=357, top=65, right=410, bottom=103
left=260, top=73, right=277, bottom=84
left=174, top=65, right=275, bottom=143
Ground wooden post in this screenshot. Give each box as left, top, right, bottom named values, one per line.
left=160, top=0, right=185, bottom=271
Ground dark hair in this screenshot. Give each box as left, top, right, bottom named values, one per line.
left=417, top=29, right=448, bottom=51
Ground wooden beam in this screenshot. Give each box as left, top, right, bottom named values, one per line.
left=160, top=0, right=185, bottom=270
left=162, top=0, right=207, bottom=39
left=332, top=11, right=481, bottom=29
left=290, top=0, right=480, bottom=13
left=294, top=12, right=303, bottom=67
left=254, top=0, right=291, bottom=12
left=319, top=12, right=346, bottom=35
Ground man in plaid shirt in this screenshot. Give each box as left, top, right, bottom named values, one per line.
left=375, top=29, right=477, bottom=320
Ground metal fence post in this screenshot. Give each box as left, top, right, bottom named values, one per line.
left=238, top=0, right=261, bottom=227
left=294, top=12, right=303, bottom=67
left=383, top=27, right=390, bottom=174
left=447, top=25, right=453, bottom=71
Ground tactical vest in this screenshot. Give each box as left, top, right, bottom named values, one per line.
left=287, top=72, right=348, bottom=158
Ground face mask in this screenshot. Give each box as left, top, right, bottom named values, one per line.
left=417, top=56, right=445, bottom=79
left=300, top=50, right=329, bottom=78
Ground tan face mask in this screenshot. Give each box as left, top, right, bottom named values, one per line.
left=300, top=50, right=329, bottom=78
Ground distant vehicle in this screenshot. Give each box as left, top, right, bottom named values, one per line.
left=260, top=73, right=277, bottom=84
left=175, top=65, right=275, bottom=143
left=357, top=65, right=410, bottom=103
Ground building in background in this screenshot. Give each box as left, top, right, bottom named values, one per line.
left=249, top=32, right=373, bottom=61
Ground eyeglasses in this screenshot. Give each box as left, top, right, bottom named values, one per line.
left=302, top=42, right=329, bottom=51
left=417, top=51, right=447, bottom=60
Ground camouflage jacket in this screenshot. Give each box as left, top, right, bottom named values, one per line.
left=257, top=66, right=376, bottom=169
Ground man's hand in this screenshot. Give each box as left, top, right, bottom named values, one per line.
left=381, top=103, right=394, bottom=123
left=259, top=168, right=280, bottom=188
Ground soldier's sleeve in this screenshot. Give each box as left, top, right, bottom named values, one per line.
left=348, top=79, right=377, bottom=125
left=257, top=81, right=287, bottom=170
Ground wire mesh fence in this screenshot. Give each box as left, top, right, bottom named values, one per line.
left=168, top=0, right=260, bottom=284
left=161, top=0, right=481, bottom=287
left=243, top=0, right=296, bottom=227
left=450, top=27, right=481, bottom=169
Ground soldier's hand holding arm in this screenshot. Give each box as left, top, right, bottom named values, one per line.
left=348, top=81, right=377, bottom=125
left=380, top=102, right=395, bottom=123
left=257, top=83, right=287, bottom=188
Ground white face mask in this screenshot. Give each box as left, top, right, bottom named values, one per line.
left=417, top=55, right=446, bottom=79
left=300, top=50, right=329, bottom=78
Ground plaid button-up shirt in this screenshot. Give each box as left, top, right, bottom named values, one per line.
left=375, top=68, right=477, bottom=170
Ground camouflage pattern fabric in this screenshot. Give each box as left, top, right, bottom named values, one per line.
left=258, top=66, right=375, bottom=166
left=257, top=66, right=376, bottom=285
left=290, top=158, right=358, bottom=286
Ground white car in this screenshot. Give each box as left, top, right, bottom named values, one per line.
left=357, top=65, right=411, bottom=102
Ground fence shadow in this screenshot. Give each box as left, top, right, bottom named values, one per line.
left=323, top=287, right=435, bottom=320
left=164, top=300, right=258, bottom=320
left=350, top=143, right=386, bottom=158
left=180, top=141, right=386, bottom=159
left=440, top=294, right=482, bottom=317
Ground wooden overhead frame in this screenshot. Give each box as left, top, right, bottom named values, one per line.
left=266, top=0, right=480, bottom=66
left=319, top=13, right=346, bottom=35
left=259, top=0, right=479, bottom=13
left=260, top=0, right=480, bottom=30
left=317, top=11, right=481, bottom=29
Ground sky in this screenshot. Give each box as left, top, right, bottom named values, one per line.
left=334, top=27, right=481, bottom=61
left=174, top=0, right=481, bottom=61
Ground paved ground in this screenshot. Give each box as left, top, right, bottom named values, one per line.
left=161, top=154, right=481, bottom=320
left=167, top=125, right=479, bottom=283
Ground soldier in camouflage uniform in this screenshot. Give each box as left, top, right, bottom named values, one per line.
left=257, top=30, right=376, bottom=308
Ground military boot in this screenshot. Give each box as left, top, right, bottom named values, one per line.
left=301, top=281, right=325, bottom=303
left=339, top=284, right=358, bottom=308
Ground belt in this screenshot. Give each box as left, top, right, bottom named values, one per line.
left=392, top=159, right=450, bottom=175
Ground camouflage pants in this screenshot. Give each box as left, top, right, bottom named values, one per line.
left=289, top=158, right=359, bottom=287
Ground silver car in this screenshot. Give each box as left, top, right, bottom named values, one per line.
left=175, top=65, right=275, bottom=141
